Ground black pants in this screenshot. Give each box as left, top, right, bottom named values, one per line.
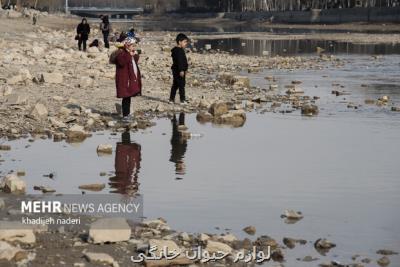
left=122, top=97, right=131, bottom=117
left=169, top=70, right=186, bottom=102
left=103, top=32, right=110, bottom=48
left=78, top=39, right=87, bottom=51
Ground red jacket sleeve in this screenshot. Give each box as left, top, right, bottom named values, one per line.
left=116, top=50, right=128, bottom=68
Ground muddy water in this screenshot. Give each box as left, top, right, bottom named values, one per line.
left=1, top=48, right=400, bottom=265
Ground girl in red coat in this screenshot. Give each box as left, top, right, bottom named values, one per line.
left=115, top=37, right=142, bottom=122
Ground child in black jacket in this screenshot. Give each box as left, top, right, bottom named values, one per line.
left=169, top=33, right=189, bottom=104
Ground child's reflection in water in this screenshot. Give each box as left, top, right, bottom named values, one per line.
left=170, top=113, right=188, bottom=175
left=109, top=131, right=141, bottom=195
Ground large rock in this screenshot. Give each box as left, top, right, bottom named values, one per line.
left=254, top=235, right=279, bottom=249
left=377, top=256, right=390, bottom=267
left=6, top=75, right=23, bottom=85
left=243, top=225, right=256, bottom=235
left=66, top=125, right=87, bottom=143
left=97, top=144, right=113, bottom=155
left=78, top=183, right=105, bottom=192
left=206, top=240, right=233, bottom=254
left=7, top=10, right=22, bottom=18
left=145, top=257, right=192, bottom=267
left=217, top=72, right=235, bottom=85
left=0, top=221, right=36, bottom=244
left=59, top=107, right=72, bottom=116
left=0, top=85, right=13, bottom=96
left=32, top=46, right=45, bottom=55
left=217, top=233, right=238, bottom=243
left=19, top=69, right=32, bottom=81
left=198, top=99, right=211, bottom=109
left=196, top=112, right=213, bottom=124
left=40, top=72, right=63, bottom=84
left=209, top=102, right=229, bottom=117
left=314, top=238, right=336, bottom=250
left=30, top=103, right=48, bottom=120
left=149, top=239, right=180, bottom=256
left=0, top=174, right=26, bottom=194
left=84, top=252, right=117, bottom=266
left=49, top=117, right=67, bottom=128
left=88, top=218, right=131, bottom=244
left=301, top=104, right=319, bottom=116
left=0, top=241, right=24, bottom=261
left=78, top=77, right=94, bottom=88
left=233, top=75, right=250, bottom=87
left=142, top=219, right=169, bottom=229
left=6, top=94, right=28, bottom=105
left=219, top=110, right=246, bottom=127
left=283, top=209, right=304, bottom=220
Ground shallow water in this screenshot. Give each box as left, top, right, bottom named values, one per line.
left=1, top=113, right=400, bottom=265
left=249, top=54, right=400, bottom=117
left=114, top=19, right=400, bottom=34
left=1, top=58, right=400, bottom=266
left=195, top=38, right=400, bottom=56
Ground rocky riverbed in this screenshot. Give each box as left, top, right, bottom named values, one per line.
left=0, top=191, right=398, bottom=267
left=0, top=8, right=364, bottom=142
left=1, top=9, right=400, bottom=267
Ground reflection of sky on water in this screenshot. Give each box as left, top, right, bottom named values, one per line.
left=1, top=55, right=400, bottom=266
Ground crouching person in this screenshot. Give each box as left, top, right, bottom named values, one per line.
left=114, top=37, right=142, bottom=122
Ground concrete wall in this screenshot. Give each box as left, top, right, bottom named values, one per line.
left=223, top=7, right=400, bottom=23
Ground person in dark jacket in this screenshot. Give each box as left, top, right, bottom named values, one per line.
left=115, top=37, right=142, bottom=122
left=76, top=18, right=90, bottom=51
left=169, top=33, right=189, bottom=104
left=32, top=13, right=37, bottom=25
left=170, top=113, right=187, bottom=175
left=100, top=15, right=111, bottom=48
left=109, top=131, right=141, bottom=195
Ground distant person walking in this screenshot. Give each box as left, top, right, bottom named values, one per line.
left=100, top=15, right=111, bottom=48
left=76, top=18, right=90, bottom=51
left=169, top=33, right=189, bottom=104
left=114, top=37, right=142, bottom=122
left=32, top=14, right=37, bottom=25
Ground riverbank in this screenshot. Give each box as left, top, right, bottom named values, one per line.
left=0, top=13, right=354, bottom=141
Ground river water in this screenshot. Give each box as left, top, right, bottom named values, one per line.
left=1, top=28, right=400, bottom=266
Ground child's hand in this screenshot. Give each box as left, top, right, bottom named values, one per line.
left=179, top=71, right=185, bottom=77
